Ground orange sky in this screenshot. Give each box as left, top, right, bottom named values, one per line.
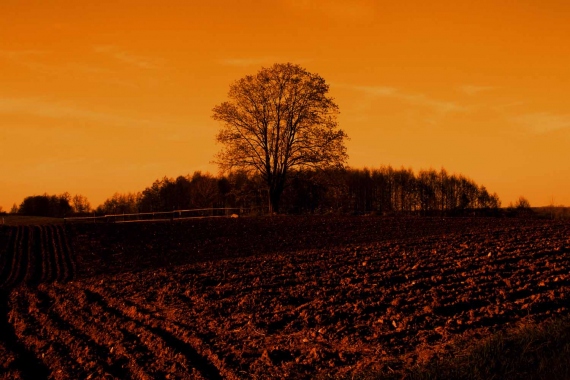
left=1, top=0, right=570, bottom=211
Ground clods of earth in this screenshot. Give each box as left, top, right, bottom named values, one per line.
left=0, top=216, right=569, bottom=379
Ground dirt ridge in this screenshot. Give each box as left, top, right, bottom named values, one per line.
left=0, top=225, right=76, bottom=290
left=0, top=217, right=569, bottom=378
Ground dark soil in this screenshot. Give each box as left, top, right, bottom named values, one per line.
left=0, top=216, right=569, bottom=379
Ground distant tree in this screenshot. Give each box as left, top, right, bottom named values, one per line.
left=515, top=196, right=531, bottom=209
left=10, top=204, right=18, bottom=214
left=139, top=179, right=164, bottom=212
left=488, top=192, right=501, bottom=209
left=93, top=165, right=501, bottom=217
left=217, top=176, right=232, bottom=208
left=225, top=170, right=265, bottom=211
left=212, top=62, right=348, bottom=213
left=505, top=196, right=532, bottom=217
left=173, top=176, right=192, bottom=210
left=96, top=192, right=140, bottom=215
left=157, top=177, right=179, bottom=211
left=18, top=193, right=72, bottom=217
left=418, top=169, right=437, bottom=214
left=71, top=194, right=91, bottom=214
left=58, top=193, right=73, bottom=216
left=189, top=172, right=219, bottom=209
left=136, top=172, right=225, bottom=213
left=280, top=169, right=328, bottom=214
left=319, top=167, right=501, bottom=216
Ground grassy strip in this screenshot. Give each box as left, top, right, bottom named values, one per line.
left=373, top=317, right=570, bottom=380
left=337, top=317, right=570, bottom=380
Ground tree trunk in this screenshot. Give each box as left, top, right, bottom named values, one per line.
left=269, top=185, right=284, bottom=214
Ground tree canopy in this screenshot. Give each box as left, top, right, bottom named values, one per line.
left=17, top=193, right=73, bottom=217
left=212, top=63, right=348, bottom=212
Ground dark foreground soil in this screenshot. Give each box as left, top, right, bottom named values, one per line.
left=1, top=216, right=569, bottom=379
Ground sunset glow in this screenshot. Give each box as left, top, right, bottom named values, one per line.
left=2, top=0, right=570, bottom=210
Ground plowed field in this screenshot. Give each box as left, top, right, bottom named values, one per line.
left=1, top=217, right=569, bottom=379
left=0, top=226, right=76, bottom=290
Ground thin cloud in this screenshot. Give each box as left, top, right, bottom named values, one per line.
left=0, top=97, right=153, bottom=127
left=350, top=85, right=397, bottom=96
left=493, top=101, right=527, bottom=110
left=94, top=45, right=159, bottom=69
left=0, top=49, right=112, bottom=75
left=513, top=112, right=570, bottom=134
left=398, top=93, right=466, bottom=113
left=346, top=84, right=466, bottom=113
left=459, top=85, right=496, bottom=96
left=218, top=57, right=313, bottom=68
left=0, top=50, right=49, bottom=71
left=32, top=61, right=112, bottom=75
left=218, top=57, right=278, bottom=67
left=0, top=50, right=46, bottom=60
left=32, top=157, right=89, bottom=172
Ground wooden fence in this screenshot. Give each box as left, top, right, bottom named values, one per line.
left=63, top=207, right=252, bottom=224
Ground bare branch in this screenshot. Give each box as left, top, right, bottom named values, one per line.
left=212, top=63, right=348, bottom=212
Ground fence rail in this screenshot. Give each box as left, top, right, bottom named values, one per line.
left=64, top=207, right=250, bottom=224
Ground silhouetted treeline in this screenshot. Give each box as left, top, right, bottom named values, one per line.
left=15, top=193, right=92, bottom=217
left=11, top=167, right=501, bottom=218
left=96, top=192, right=141, bottom=215
left=17, top=193, right=73, bottom=217
left=95, top=167, right=501, bottom=216
left=278, top=167, right=501, bottom=215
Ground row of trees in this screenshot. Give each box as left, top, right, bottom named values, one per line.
left=14, top=193, right=91, bottom=218
left=93, top=167, right=501, bottom=216
left=302, top=167, right=501, bottom=215
left=208, top=64, right=502, bottom=216
left=5, top=64, right=521, bottom=219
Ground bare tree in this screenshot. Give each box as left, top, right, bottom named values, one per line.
left=515, top=196, right=531, bottom=209
left=71, top=194, right=91, bottom=214
left=96, top=193, right=140, bottom=215
left=212, top=63, right=348, bottom=213
left=189, top=171, right=219, bottom=208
